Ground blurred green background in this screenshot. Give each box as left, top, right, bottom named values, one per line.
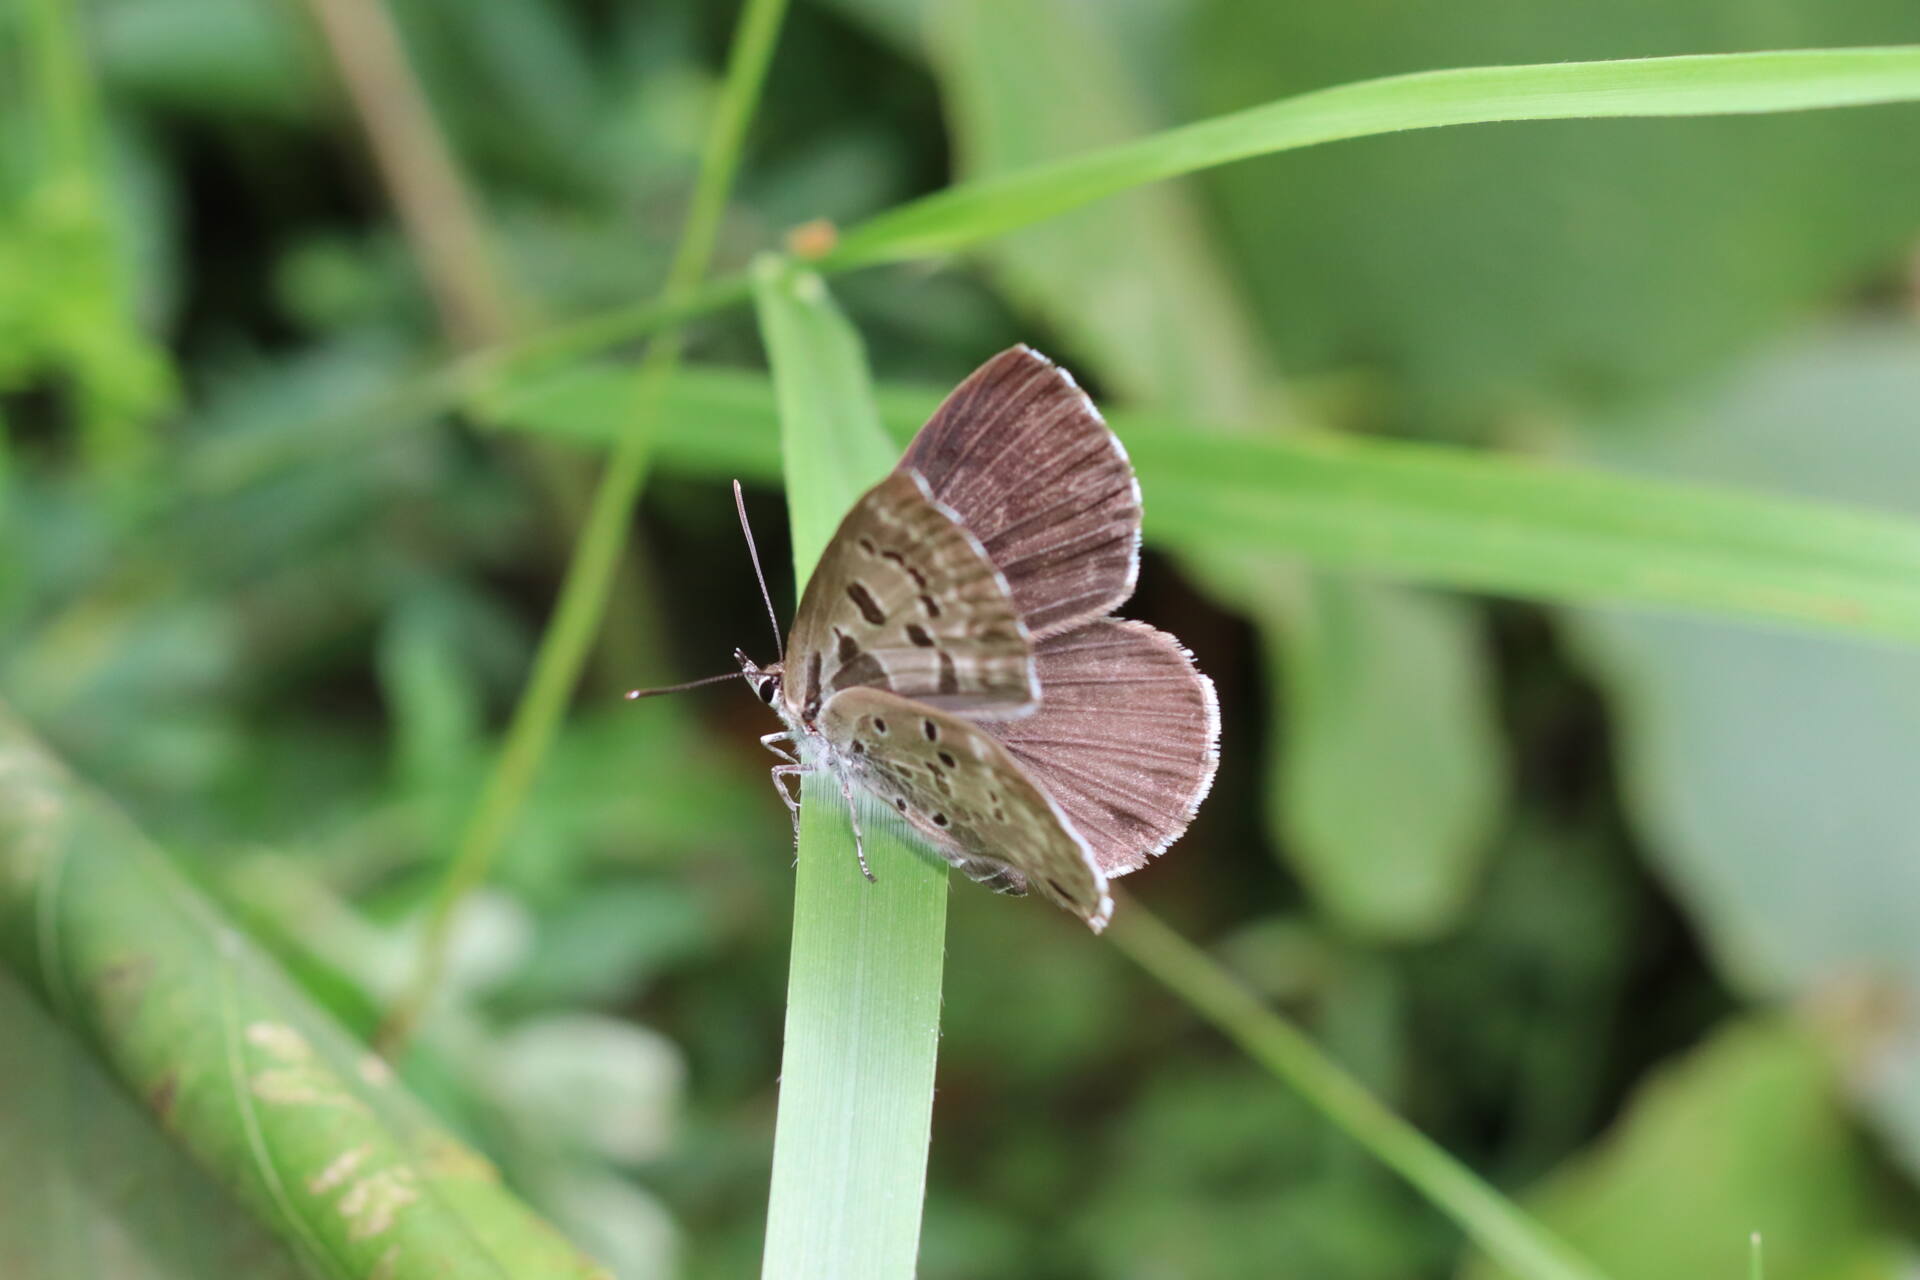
left=4, top=0, right=1920, bottom=1277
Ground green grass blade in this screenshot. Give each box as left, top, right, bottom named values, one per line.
left=0, top=704, right=610, bottom=1280
left=825, top=46, right=1920, bottom=266
left=383, top=0, right=791, bottom=1052
left=1107, top=899, right=1610, bottom=1280
left=487, top=364, right=1920, bottom=647
left=753, top=256, right=948, bottom=1280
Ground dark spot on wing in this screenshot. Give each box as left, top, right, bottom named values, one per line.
left=835, top=651, right=886, bottom=689
left=872, top=717, right=888, bottom=735
left=857, top=537, right=877, bottom=555
left=905, top=623, right=935, bottom=648
left=846, top=582, right=886, bottom=626
left=835, top=629, right=861, bottom=664
left=918, top=594, right=942, bottom=619
left=937, top=750, right=956, bottom=768
left=803, top=651, right=823, bottom=720
left=931, top=812, right=949, bottom=828
left=894, top=797, right=907, bottom=812
left=922, top=719, right=938, bottom=741
left=937, top=649, right=959, bottom=696
left=881, top=549, right=927, bottom=587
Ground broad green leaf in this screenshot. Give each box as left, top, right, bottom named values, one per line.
left=483, top=362, right=1920, bottom=650
left=0, top=704, right=613, bottom=1280
left=753, top=256, right=948, bottom=1280
left=1267, top=579, right=1503, bottom=939
left=1559, top=321, right=1920, bottom=1177
left=1463, top=1019, right=1902, bottom=1280
left=824, top=46, right=1920, bottom=269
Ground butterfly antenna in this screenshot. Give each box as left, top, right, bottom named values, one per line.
left=734, top=479, right=784, bottom=661
left=625, top=670, right=747, bottom=700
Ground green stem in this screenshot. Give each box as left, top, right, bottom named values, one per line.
left=1105, top=897, right=1611, bottom=1280
left=380, top=0, right=791, bottom=1055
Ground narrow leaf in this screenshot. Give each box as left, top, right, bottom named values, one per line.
left=753, top=256, right=948, bottom=1280
left=827, top=47, right=1920, bottom=265
left=486, top=365, right=1920, bottom=649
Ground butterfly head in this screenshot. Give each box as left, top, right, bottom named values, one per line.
left=735, top=647, right=783, bottom=707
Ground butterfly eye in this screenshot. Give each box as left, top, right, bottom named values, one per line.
left=757, top=677, right=778, bottom=704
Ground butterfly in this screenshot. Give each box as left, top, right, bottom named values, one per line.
left=644, top=346, right=1217, bottom=932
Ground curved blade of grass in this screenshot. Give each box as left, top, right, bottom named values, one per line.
left=0, top=704, right=610, bottom=1280
left=753, top=256, right=948, bottom=1280
left=381, top=0, right=791, bottom=1053
left=1105, top=897, right=1609, bottom=1280
left=487, top=364, right=1920, bottom=648
left=823, top=46, right=1920, bottom=267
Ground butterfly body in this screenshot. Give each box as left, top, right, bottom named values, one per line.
left=741, top=346, right=1217, bottom=932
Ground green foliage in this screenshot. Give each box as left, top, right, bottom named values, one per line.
left=6, top=0, right=1920, bottom=1277
left=1462, top=1020, right=1902, bottom=1280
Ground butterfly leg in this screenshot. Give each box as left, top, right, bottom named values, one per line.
left=768, top=763, right=804, bottom=851
left=833, top=767, right=876, bottom=883
left=759, top=731, right=798, bottom=765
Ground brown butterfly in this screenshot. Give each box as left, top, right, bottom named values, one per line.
left=644, top=347, right=1217, bottom=931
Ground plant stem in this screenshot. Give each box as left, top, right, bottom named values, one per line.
left=379, top=0, right=791, bottom=1055
left=1106, top=896, right=1612, bottom=1280
left=299, top=0, right=519, bottom=347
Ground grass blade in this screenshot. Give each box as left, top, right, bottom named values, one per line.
left=825, top=46, right=1920, bottom=266
left=0, top=704, right=609, bottom=1280
left=488, top=364, right=1920, bottom=648
left=754, top=256, right=948, bottom=1280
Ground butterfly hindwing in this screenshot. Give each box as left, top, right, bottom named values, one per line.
left=784, top=470, right=1037, bottom=720
left=817, top=687, right=1113, bottom=931
left=899, top=345, right=1141, bottom=639
left=986, top=620, right=1218, bottom=877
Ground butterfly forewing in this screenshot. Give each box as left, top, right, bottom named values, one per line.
left=986, top=619, right=1218, bottom=877
left=784, top=470, right=1037, bottom=720
left=818, top=687, right=1113, bottom=930
left=899, top=346, right=1141, bottom=639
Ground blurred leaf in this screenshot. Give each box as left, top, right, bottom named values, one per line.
left=521, top=1170, right=677, bottom=1280
left=498, top=880, right=715, bottom=1011
left=826, top=45, right=1920, bottom=268
left=1565, top=322, right=1920, bottom=990
left=0, top=704, right=613, bottom=1279
left=1462, top=1019, right=1903, bottom=1280
left=490, top=363, right=1920, bottom=650
left=377, top=588, right=486, bottom=800
left=1269, top=579, right=1503, bottom=939
left=97, top=0, right=323, bottom=121
left=0, top=970, right=308, bottom=1280
left=1560, top=320, right=1920, bottom=1175
left=1076, top=1062, right=1441, bottom=1278
left=1184, top=0, right=1920, bottom=425
left=488, top=1014, right=685, bottom=1167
